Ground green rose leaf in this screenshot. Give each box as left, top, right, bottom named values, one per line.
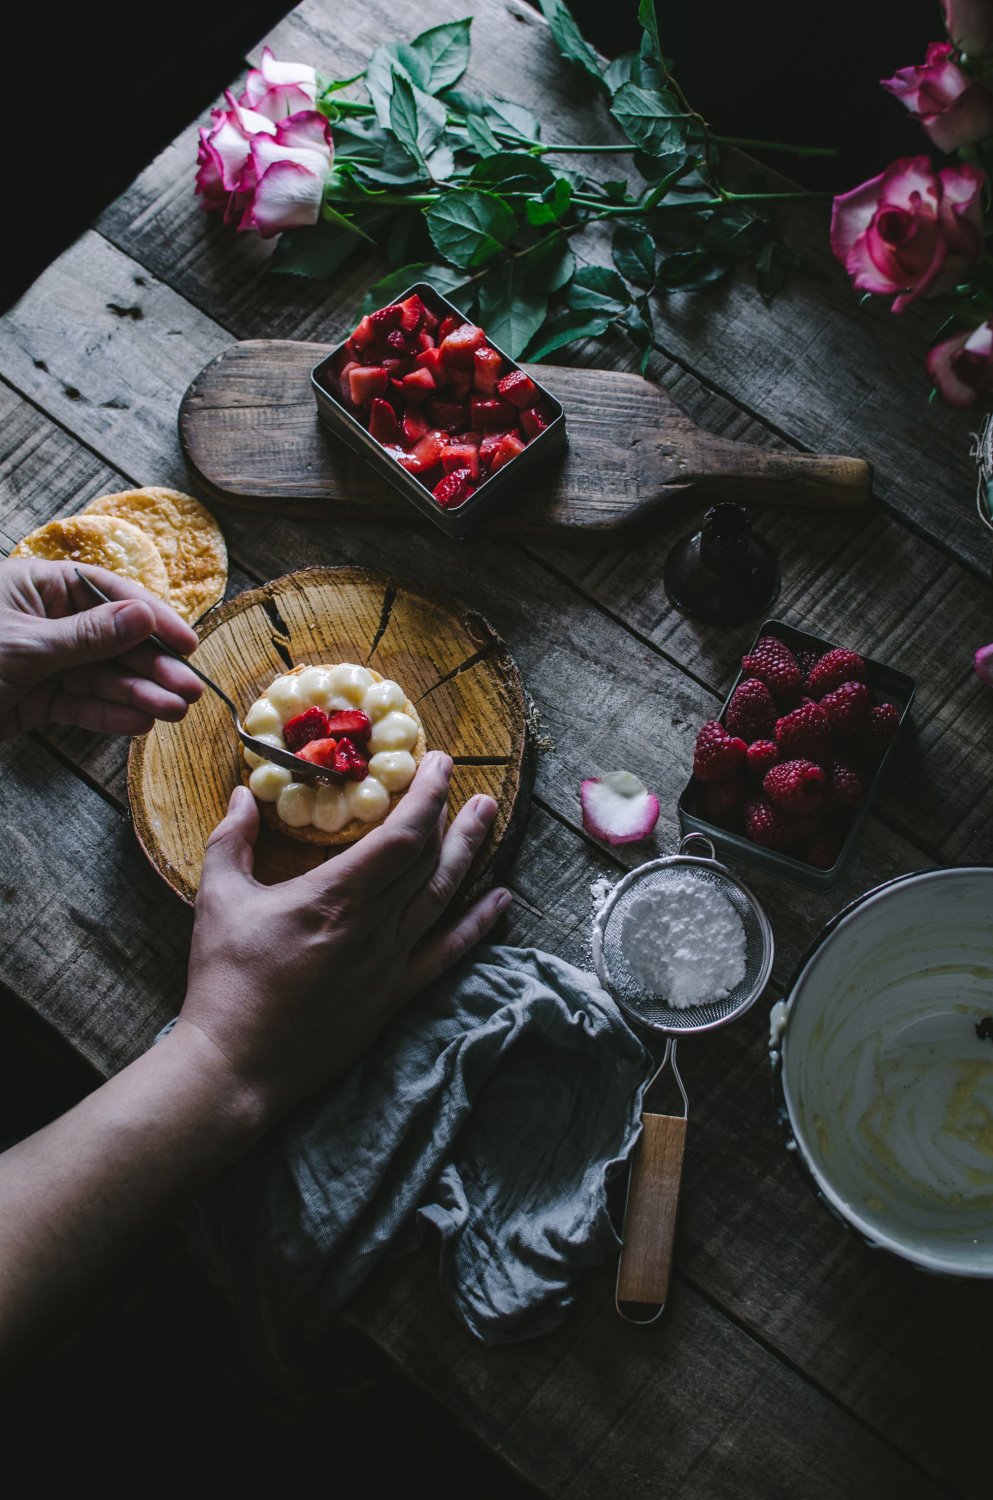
left=754, top=240, right=801, bottom=303
left=612, top=224, right=656, bottom=289
left=471, top=153, right=555, bottom=194
left=567, top=264, right=629, bottom=313
left=610, top=82, right=688, bottom=157
left=365, top=43, right=409, bottom=128
left=465, top=114, right=502, bottom=157
left=271, top=221, right=366, bottom=279
left=522, top=236, right=576, bottom=295
left=362, top=261, right=468, bottom=312
left=389, top=70, right=446, bottom=169
left=400, top=19, right=472, bottom=94
left=477, top=262, right=548, bottom=358
left=526, top=310, right=614, bottom=362
left=426, top=189, right=518, bottom=269
left=525, top=178, right=572, bottom=226
left=637, top=0, right=662, bottom=68
left=537, top=0, right=604, bottom=86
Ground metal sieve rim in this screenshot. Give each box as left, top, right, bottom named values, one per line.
left=592, top=840, right=775, bottom=1035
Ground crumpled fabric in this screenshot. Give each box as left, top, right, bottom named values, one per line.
left=186, top=945, right=649, bottom=1372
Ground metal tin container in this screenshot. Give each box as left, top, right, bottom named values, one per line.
left=678, top=618, right=916, bottom=890
left=311, top=281, right=567, bottom=539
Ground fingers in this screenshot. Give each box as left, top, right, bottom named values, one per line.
left=407, top=885, right=512, bottom=994
left=44, top=689, right=156, bottom=737
left=304, top=751, right=454, bottom=902
left=67, top=565, right=199, bottom=656
left=28, top=599, right=158, bottom=678
left=57, top=662, right=196, bottom=723
left=398, top=794, right=497, bottom=947
left=199, top=785, right=260, bottom=890
left=116, top=641, right=203, bottom=704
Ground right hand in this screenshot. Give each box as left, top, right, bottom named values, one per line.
left=177, top=751, right=510, bottom=1122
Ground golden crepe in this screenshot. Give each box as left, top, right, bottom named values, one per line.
left=83, top=487, right=227, bottom=623
left=11, top=514, right=170, bottom=599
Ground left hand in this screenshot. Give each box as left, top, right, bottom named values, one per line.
left=0, top=557, right=203, bottom=738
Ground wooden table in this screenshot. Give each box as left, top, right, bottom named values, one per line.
left=2, top=2, right=991, bottom=1495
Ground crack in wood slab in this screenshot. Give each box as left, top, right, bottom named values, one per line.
left=365, top=578, right=396, bottom=664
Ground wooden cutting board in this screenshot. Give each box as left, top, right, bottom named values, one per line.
left=179, top=340, right=872, bottom=538
left=128, top=566, right=529, bottom=904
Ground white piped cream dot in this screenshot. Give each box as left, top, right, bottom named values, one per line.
left=346, top=777, right=391, bottom=823
left=368, top=750, right=417, bottom=793
left=266, top=674, right=303, bottom=719
left=249, top=762, right=293, bottom=802
left=312, top=784, right=350, bottom=834
left=245, top=697, right=282, bottom=736
left=276, top=782, right=316, bottom=827
left=243, top=731, right=287, bottom=770
left=369, top=710, right=419, bottom=754
left=362, top=679, right=406, bottom=721
left=296, top=667, right=334, bottom=706
left=327, top=663, right=374, bottom=706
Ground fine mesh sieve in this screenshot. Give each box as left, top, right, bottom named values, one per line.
left=593, top=834, right=774, bottom=1323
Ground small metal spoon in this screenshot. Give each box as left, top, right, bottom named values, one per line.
left=73, top=570, right=343, bottom=785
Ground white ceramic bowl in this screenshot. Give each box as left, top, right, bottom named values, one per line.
left=773, top=867, right=993, bottom=1277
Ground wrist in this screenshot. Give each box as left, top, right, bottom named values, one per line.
left=150, top=1014, right=275, bottom=1149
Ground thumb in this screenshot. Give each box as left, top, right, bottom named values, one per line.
left=35, top=599, right=156, bottom=673
left=201, top=785, right=260, bottom=886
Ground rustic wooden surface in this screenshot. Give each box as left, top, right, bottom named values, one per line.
left=180, top=341, right=872, bottom=530
left=1, top=1, right=992, bottom=1496
left=129, top=565, right=527, bottom=902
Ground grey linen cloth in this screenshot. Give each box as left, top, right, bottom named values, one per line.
left=186, top=945, right=649, bottom=1365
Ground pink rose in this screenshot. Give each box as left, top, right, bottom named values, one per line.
left=830, top=156, right=985, bottom=311
left=927, top=317, right=993, bottom=405
left=237, top=111, right=334, bottom=237
left=238, top=46, right=319, bottom=123
left=975, top=642, right=993, bottom=684
left=882, top=43, right=993, bottom=151
left=196, top=94, right=277, bottom=225
left=941, top=0, right=993, bottom=57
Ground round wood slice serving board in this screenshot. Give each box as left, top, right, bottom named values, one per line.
left=128, top=567, right=529, bottom=905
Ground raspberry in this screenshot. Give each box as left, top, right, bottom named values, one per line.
left=741, top=636, right=802, bottom=705
left=795, top=649, right=819, bottom=691
left=725, top=678, right=776, bottom=740
left=807, top=647, right=867, bottom=697
left=775, top=701, right=831, bottom=766
left=699, top=778, right=746, bottom=830
left=821, top=680, right=872, bottom=741
left=764, top=758, right=826, bottom=814
left=864, top=702, right=900, bottom=761
left=827, top=759, right=866, bottom=808
left=693, top=720, right=748, bottom=783
left=283, top=705, right=331, bottom=751
left=743, top=795, right=794, bottom=850
left=746, top=739, right=780, bottom=781
left=800, top=828, right=844, bottom=869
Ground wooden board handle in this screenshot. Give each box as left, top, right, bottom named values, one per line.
left=616, top=1112, right=688, bottom=1322
left=680, top=445, right=872, bottom=510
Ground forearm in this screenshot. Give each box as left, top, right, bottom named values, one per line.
left=0, top=1016, right=267, bottom=1371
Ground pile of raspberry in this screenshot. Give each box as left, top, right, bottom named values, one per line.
left=690, top=637, right=900, bottom=869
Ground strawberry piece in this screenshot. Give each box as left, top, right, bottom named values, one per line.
left=370, top=304, right=403, bottom=334
left=519, top=403, right=553, bottom=440
left=385, top=445, right=421, bottom=473
left=743, top=795, right=794, bottom=851
left=478, top=431, right=503, bottom=468
left=368, top=397, right=401, bottom=445
left=447, top=369, right=473, bottom=400
left=424, top=399, right=468, bottom=434
left=402, top=406, right=429, bottom=445
left=296, top=736, right=339, bottom=769
left=416, top=330, right=436, bottom=352
left=442, top=441, right=481, bottom=479
left=433, top=468, right=477, bottom=509
left=775, top=701, right=831, bottom=766
left=699, top=777, right=747, bottom=831
left=725, top=678, right=777, bottom=740
left=382, top=358, right=411, bottom=376
left=474, top=346, right=504, bottom=396
left=283, top=705, right=331, bottom=751
left=470, top=397, right=518, bottom=432
left=394, top=368, right=435, bottom=404
left=407, top=430, right=447, bottom=473
left=326, top=709, right=372, bottom=740
left=416, top=346, right=444, bottom=379
left=746, top=739, right=780, bottom=781
left=808, top=648, right=867, bottom=697
left=388, top=328, right=416, bottom=356
left=438, top=314, right=461, bottom=343
left=741, top=636, right=802, bottom=705
left=497, top=369, right=539, bottom=409
left=347, top=365, right=389, bottom=407
left=333, top=735, right=369, bottom=780
left=336, top=359, right=360, bottom=403
left=826, top=759, right=867, bottom=808
left=348, top=314, right=379, bottom=354
left=821, top=680, right=872, bottom=741
left=451, top=429, right=482, bottom=448
left=693, top=720, right=748, bottom=783
left=489, top=432, right=526, bottom=471
left=764, top=758, right=826, bottom=815
left=397, top=294, right=428, bottom=335
left=441, top=323, right=486, bottom=369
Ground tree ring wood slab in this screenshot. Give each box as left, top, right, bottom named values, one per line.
left=179, top=340, right=872, bottom=539
left=128, top=566, right=529, bottom=905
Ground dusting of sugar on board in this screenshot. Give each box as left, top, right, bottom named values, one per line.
left=590, top=876, right=615, bottom=911
left=620, top=874, right=746, bottom=1008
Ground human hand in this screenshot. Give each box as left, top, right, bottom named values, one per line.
left=0, top=557, right=203, bottom=738
left=178, top=752, right=511, bottom=1121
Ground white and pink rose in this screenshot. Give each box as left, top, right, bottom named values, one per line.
left=830, top=156, right=984, bottom=312
left=941, top=0, right=993, bottom=58
left=927, top=317, right=993, bottom=405
left=882, top=43, right=993, bottom=152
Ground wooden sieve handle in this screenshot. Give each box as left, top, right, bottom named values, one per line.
left=616, top=1111, right=688, bottom=1323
